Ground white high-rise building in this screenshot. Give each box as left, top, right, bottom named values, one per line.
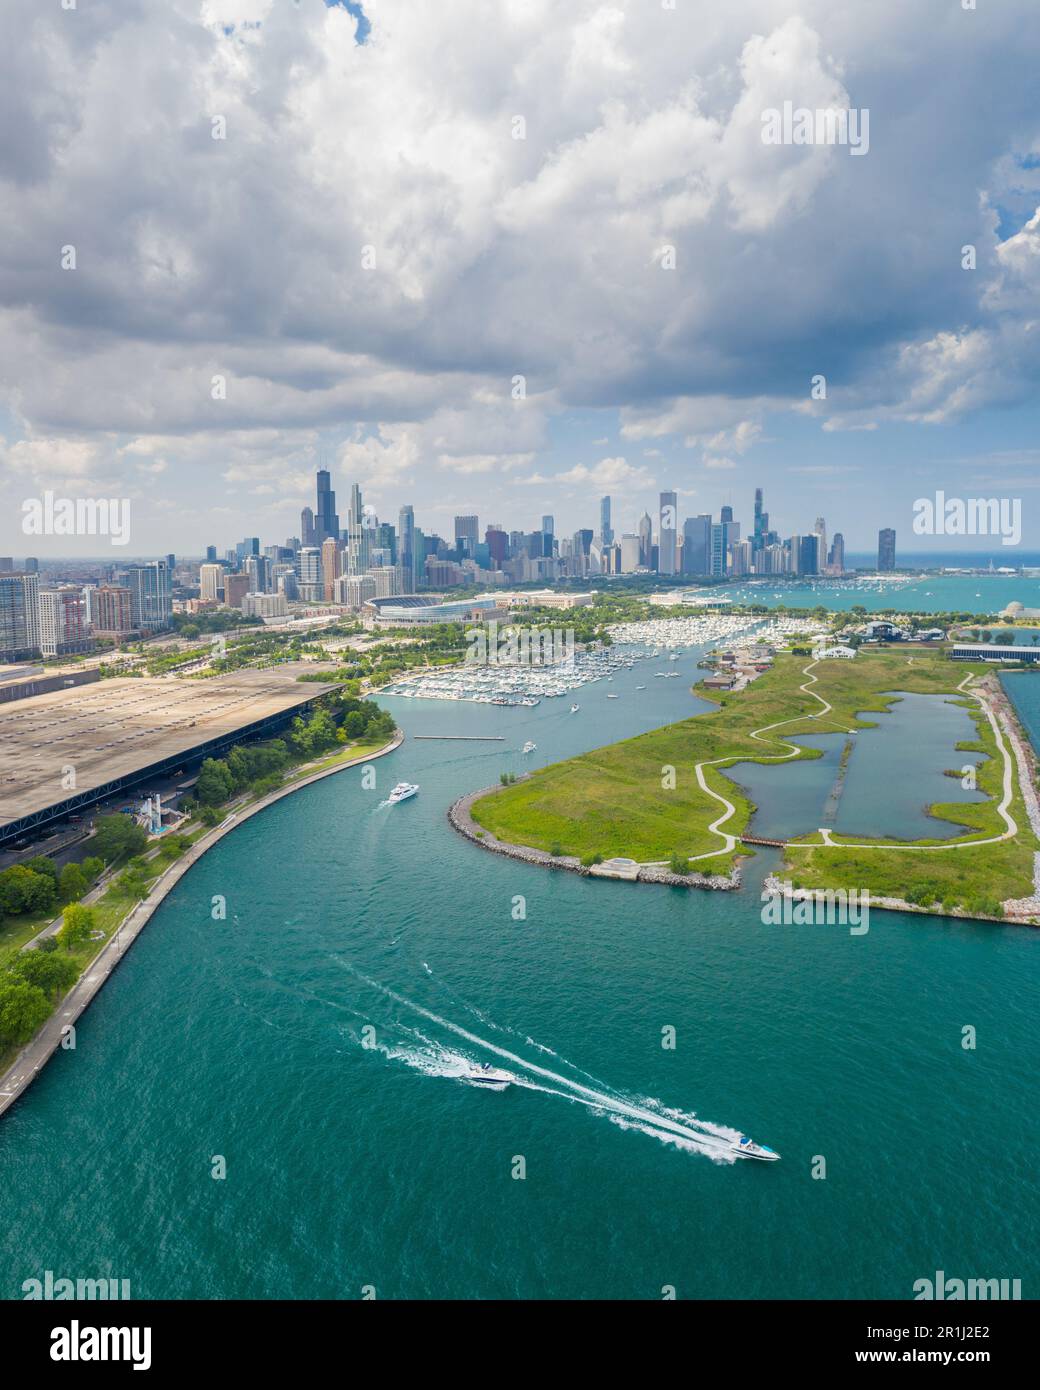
left=199, top=563, right=223, bottom=602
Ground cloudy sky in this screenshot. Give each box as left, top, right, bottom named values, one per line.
left=2, top=0, right=1039, bottom=558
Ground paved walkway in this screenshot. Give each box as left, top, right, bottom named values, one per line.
left=646, top=665, right=1024, bottom=865
left=0, top=732, right=402, bottom=1120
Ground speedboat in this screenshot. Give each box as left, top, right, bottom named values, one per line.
left=606, top=693, right=619, bottom=699
left=463, top=1062, right=512, bottom=1090
left=521, top=741, right=537, bottom=754
left=387, top=782, right=419, bottom=805
left=635, top=685, right=646, bottom=690
left=731, top=1135, right=780, bottom=1162
left=570, top=704, right=580, bottom=713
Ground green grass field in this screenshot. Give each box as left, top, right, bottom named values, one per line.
left=469, top=649, right=1038, bottom=914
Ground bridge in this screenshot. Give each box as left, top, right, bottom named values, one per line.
left=739, top=834, right=788, bottom=848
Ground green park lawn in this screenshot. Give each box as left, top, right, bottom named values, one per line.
left=469, top=649, right=1038, bottom=914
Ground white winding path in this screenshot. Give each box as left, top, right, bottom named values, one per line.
left=652, top=664, right=1021, bottom=864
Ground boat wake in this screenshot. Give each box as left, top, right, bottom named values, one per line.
left=337, top=961, right=744, bottom=1163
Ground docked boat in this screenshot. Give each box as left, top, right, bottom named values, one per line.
left=387, top=782, right=419, bottom=805
left=521, top=741, right=537, bottom=754
left=731, top=1135, right=780, bottom=1162
left=463, top=1062, right=513, bottom=1090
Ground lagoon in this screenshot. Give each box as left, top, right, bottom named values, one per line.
left=722, top=692, right=988, bottom=842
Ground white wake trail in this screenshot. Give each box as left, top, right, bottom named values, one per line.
left=338, top=961, right=740, bottom=1161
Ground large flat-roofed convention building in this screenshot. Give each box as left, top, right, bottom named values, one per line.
left=0, top=669, right=340, bottom=843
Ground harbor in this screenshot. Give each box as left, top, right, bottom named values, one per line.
left=381, top=614, right=825, bottom=707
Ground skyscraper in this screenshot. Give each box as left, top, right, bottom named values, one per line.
left=300, top=507, right=315, bottom=548
left=878, top=528, right=896, bottom=572
left=0, top=572, right=41, bottom=659
left=659, top=491, right=677, bottom=575
left=599, top=496, right=613, bottom=548
left=117, top=561, right=172, bottom=631
left=828, top=532, right=846, bottom=574
left=347, top=484, right=368, bottom=575
left=753, top=487, right=769, bottom=554
left=454, top=515, right=479, bottom=554
left=682, top=515, right=711, bottom=576
left=315, top=469, right=339, bottom=544
left=199, top=563, right=224, bottom=602
left=638, top=512, right=653, bottom=567
left=321, top=537, right=342, bottom=601
left=39, top=587, right=91, bottom=657
left=398, top=505, right=415, bottom=583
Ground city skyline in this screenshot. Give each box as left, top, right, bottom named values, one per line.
left=2, top=5, right=1040, bottom=555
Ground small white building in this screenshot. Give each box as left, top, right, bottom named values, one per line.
left=813, top=645, right=857, bottom=660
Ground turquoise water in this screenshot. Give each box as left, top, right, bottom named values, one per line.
left=716, top=574, right=1040, bottom=614
left=727, top=693, right=988, bottom=842
left=1, top=648, right=1038, bottom=1300
left=1000, top=671, right=1040, bottom=747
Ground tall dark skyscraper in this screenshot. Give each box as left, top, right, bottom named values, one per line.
left=753, top=487, right=769, bottom=553
left=878, top=528, right=897, bottom=572
left=315, top=469, right=339, bottom=544
left=599, top=496, right=613, bottom=547
left=399, top=505, right=415, bottom=582
left=682, top=514, right=711, bottom=576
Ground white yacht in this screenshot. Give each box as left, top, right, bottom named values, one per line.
left=521, top=741, right=537, bottom=754
left=387, top=782, right=419, bottom=805
left=463, top=1062, right=513, bottom=1090
left=606, top=693, right=620, bottom=699
left=570, top=703, right=580, bottom=713
left=731, top=1135, right=780, bottom=1162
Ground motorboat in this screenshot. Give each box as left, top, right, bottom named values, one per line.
left=387, top=782, right=419, bottom=805
left=521, top=741, right=537, bottom=754
left=731, top=1135, right=780, bottom=1162
left=635, top=684, right=646, bottom=690
left=606, top=693, right=620, bottom=699
left=463, top=1062, right=513, bottom=1090
left=570, top=704, right=580, bottom=713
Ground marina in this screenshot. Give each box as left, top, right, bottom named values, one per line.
left=381, top=615, right=825, bottom=708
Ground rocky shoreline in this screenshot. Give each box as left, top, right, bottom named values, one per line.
left=447, top=782, right=740, bottom=890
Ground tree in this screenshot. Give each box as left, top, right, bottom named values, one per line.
left=25, top=855, right=59, bottom=884
left=13, top=951, right=79, bottom=1000
left=59, top=902, right=97, bottom=952
left=37, top=934, right=59, bottom=954
left=81, top=856, right=104, bottom=882
left=0, top=980, right=52, bottom=1044
left=92, top=814, right=148, bottom=864
left=0, top=866, right=57, bottom=916
left=343, top=711, right=366, bottom=739
left=195, top=758, right=234, bottom=807
left=59, top=862, right=90, bottom=903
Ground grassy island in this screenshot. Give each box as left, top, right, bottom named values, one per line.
left=468, top=649, right=1039, bottom=918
